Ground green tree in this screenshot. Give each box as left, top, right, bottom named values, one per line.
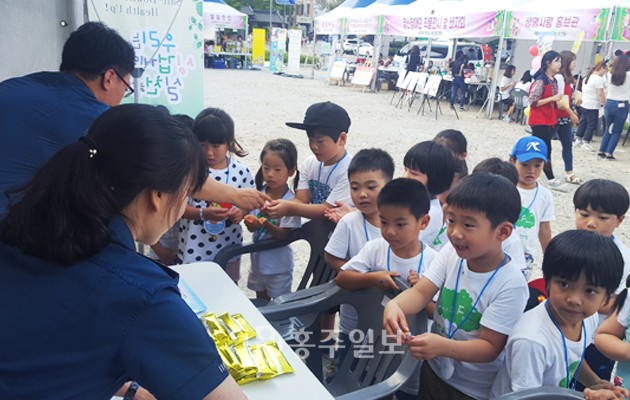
left=437, top=287, right=482, bottom=333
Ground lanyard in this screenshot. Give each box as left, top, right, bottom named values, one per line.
left=220, top=156, right=231, bottom=185
left=253, top=185, right=289, bottom=242
left=545, top=301, right=586, bottom=390
left=516, top=182, right=539, bottom=226
left=447, top=253, right=508, bottom=339
left=314, top=151, right=348, bottom=204
left=362, top=216, right=371, bottom=242
left=386, top=244, right=424, bottom=275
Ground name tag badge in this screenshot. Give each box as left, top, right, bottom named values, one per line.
left=619, top=102, right=626, bottom=108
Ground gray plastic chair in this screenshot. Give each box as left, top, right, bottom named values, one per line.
left=259, top=278, right=426, bottom=398
left=495, top=386, right=584, bottom=399
left=511, top=88, right=528, bottom=125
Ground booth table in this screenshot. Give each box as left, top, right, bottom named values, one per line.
left=172, top=262, right=334, bottom=400
left=208, top=52, right=252, bottom=69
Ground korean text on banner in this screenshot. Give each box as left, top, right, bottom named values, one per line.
left=269, top=28, right=287, bottom=73
left=383, top=11, right=502, bottom=38
left=504, top=9, right=610, bottom=41
left=88, top=0, right=204, bottom=116
left=286, top=30, right=302, bottom=74
left=252, top=28, right=266, bottom=67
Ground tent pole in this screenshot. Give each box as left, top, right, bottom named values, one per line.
left=604, top=6, right=616, bottom=61
left=487, top=11, right=507, bottom=119
left=370, top=32, right=382, bottom=91
left=311, top=21, right=317, bottom=79
left=425, top=37, right=433, bottom=70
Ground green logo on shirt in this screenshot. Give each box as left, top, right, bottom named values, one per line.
left=515, top=207, right=536, bottom=229
left=559, top=360, right=580, bottom=388
left=437, top=288, right=482, bottom=333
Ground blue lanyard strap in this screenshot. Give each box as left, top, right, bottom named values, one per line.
left=545, top=301, right=587, bottom=390
left=447, top=253, right=508, bottom=339
left=516, top=182, right=539, bottom=226
left=223, top=156, right=231, bottom=184
left=314, top=151, right=348, bottom=204
left=363, top=216, right=370, bottom=242
left=386, top=244, right=424, bottom=275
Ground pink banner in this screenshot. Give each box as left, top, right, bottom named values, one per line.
left=383, top=11, right=501, bottom=38
left=346, top=16, right=379, bottom=35
left=504, top=9, right=609, bottom=41
left=316, top=18, right=344, bottom=35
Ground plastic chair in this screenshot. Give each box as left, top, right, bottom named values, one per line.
left=495, top=386, right=583, bottom=399
left=259, top=278, right=426, bottom=397
left=511, top=88, right=528, bottom=125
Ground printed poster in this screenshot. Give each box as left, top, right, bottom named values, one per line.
left=286, top=29, right=302, bottom=74
left=87, top=0, right=204, bottom=116
left=269, top=28, right=287, bottom=72
left=612, top=8, right=630, bottom=42
left=252, top=28, right=266, bottom=67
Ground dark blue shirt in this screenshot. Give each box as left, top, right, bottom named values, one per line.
left=0, top=72, right=109, bottom=216
left=0, top=217, right=229, bottom=400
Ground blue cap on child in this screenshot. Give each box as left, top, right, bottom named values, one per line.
left=511, top=136, right=548, bottom=162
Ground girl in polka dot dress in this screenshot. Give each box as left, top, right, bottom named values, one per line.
left=177, top=108, right=255, bottom=282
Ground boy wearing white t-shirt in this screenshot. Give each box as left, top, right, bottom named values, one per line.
left=264, top=101, right=353, bottom=220
left=510, top=136, right=556, bottom=278
left=337, top=178, right=436, bottom=400
left=384, top=173, right=528, bottom=400
left=491, top=230, right=624, bottom=399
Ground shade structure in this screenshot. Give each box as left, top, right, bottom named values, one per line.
left=203, top=0, right=248, bottom=30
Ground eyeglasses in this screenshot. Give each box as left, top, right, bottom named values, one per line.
left=113, top=70, right=134, bottom=98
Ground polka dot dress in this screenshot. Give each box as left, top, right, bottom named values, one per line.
left=177, top=158, right=255, bottom=264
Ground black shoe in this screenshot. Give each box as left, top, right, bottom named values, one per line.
left=606, top=154, right=616, bottom=160
left=459, top=106, right=465, bottom=111
left=597, top=152, right=606, bottom=159
left=450, top=105, right=455, bottom=110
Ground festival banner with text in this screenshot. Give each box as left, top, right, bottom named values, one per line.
left=88, top=0, right=204, bottom=116
left=504, top=9, right=610, bottom=41
left=612, top=8, right=630, bottom=42
left=383, top=11, right=502, bottom=38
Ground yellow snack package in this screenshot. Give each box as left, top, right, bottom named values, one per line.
left=232, top=313, right=257, bottom=340
left=218, top=312, right=248, bottom=343
left=203, top=312, right=233, bottom=345
left=250, top=344, right=278, bottom=380
left=217, top=344, right=245, bottom=381
left=233, top=343, right=259, bottom=384
left=262, top=341, right=294, bottom=376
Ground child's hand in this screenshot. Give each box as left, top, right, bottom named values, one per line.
left=383, top=301, right=409, bottom=338
left=374, top=270, right=401, bottom=291
left=323, top=201, right=353, bottom=223
left=407, top=270, right=420, bottom=286
left=584, top=387, right=630, bottom=400
left=202, top=206, right=230, bottom=221
left=233, top=188, right=271, bottom=212
left=406, top=333, right=447, bottom=360
left=228, top=207, right=245, bottom=224
left=262, top=199, right=289, bottom=219
left=243, top=214, right=262, bottom=231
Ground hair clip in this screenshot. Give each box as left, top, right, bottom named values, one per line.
left=78, top=136, right=98, bottom=158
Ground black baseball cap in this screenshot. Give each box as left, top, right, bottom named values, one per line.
left=286, top=101, right=351, bottom=133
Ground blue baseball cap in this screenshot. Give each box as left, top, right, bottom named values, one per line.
left=511, top=136, right=548, bottom=162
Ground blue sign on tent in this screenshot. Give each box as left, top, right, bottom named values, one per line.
left=276, top=0, right=295, bottom=4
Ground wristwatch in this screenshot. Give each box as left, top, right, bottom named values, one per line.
left=123, top=381, right=139, bottom=400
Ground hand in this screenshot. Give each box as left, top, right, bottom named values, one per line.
left=135, top=387, right=157, bottom=400
left=262, top=199, right=290, bottom=219
left=228, top=207, right=245, bottom=224
left=202, top=206, right=230, bottom=221
left=406, top=332, right=447, bottom=360
left=407, top=270, right=420, bottom=286
left=553, top=92, right=565, bottom=102
left=374, top=270, right=401, bottom=291
left=570, top=113, right=580, bottom=127
left=323, top=201, right=353, bottom=223
left=243, top=214, right=262, bottom=231
left=588, top=380, right=617, bottom=392
left=584, top=387, right=630, bottom=400
left=233, top=188, right=271, bottom=212
left=383, top=300, right=409, bottom=337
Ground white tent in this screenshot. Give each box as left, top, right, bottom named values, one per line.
left=203, top=0, right=248, bottom=31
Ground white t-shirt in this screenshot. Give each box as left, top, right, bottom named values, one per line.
left=490, top=301, right=598, bottom=398
left=581, top=74, right=606, bottom=110
left=341, top=237, right=437, bottom=335
left=500, top=76, right=515, bottom=100
left=297, top=153, right=353, bottom=206
left=421, top=198, right=443, bottom=250
left=249, top=189, right=302, bottom=275
left=607, top=72, right=630, bottom=101
left=425, top=243, right=528, bottom=400
left=514, top=184, right=555, bottom=260
left=515, top=81, right=532, bottom=107
left=177, top=159, right=255, bottom=264
left=614, top=235, right=630, bottom=294
left=325, top=210, right=380, bottom=261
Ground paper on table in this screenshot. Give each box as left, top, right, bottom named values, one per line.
left=178, top=279, right=207, bottom=315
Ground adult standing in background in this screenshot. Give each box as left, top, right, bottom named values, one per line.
left=554, top=50, right=581, bottom=184
left=575, top=61, right=608, bottom=150
left=599, top=54, right=630, bottom=160
left=450, top=51, right=468, bottom=111
left=499, top=65, right=517, bottom=122
left=405, top=45, right=422, bottom=77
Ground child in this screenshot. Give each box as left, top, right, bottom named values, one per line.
left=177, top=108, right=255, bottom=283
left=402, top=141, right=456, bottom=250
left=491, top=230, right=625, bottom=398
left=243, top=139, right=302, bottom=300
left=433, top=159, right=468, bottom=251
left=434, top=129, right=468, bottom=161
left=384, top=173, right=529, bottom=400
left=337, top=178, right=436, bottom=400
left=264, top=101, right=353, bottom=220
left=510, top=136, right=556, bottom=278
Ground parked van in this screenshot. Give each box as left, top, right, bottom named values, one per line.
left=392, top=40, right=484, bottom=69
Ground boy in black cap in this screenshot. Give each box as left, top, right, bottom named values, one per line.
left=264, top=101, right=353, bottom=219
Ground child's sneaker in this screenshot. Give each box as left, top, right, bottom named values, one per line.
left=573, top=137, right=582, bottom=147
left=502, top=115, right=511, bottom=122
left=581, top=142, right=594, bottom=151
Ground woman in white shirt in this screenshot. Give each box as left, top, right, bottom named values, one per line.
left=514, top=70, right=533, bottom=107
left=499, top=65, right=517, bottom=121
left=575, top=61, right=608, bottom=149
left=599, top=54, right=630, bottom=160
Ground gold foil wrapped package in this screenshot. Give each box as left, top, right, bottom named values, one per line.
left=262, top=341, right=294, bottom=376
left=232, top=313, right=257, bottom=340
left=250, top=344, right=277, bottom=380
left=217, top=344, right=244, bottom=381
left=203, top=312, right=233, bottom=345
left=219, top=312, right=250, bottom=343
left=233, top=343, right=259, bottom=384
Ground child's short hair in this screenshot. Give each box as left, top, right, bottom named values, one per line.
left=472, top=157, right=519, bottom=186
left=543, top=230, right=623, bottom=296
left=377, top=178, right=430, bottom=219
left=193, top=108, right=247, bottom=157
left=454, top=159, right=469, bottom=180
left=347, top=148, right=395, bottom=181
left=573, top=179, right=629, bottom=218
left=446, top=173, right=521, bottom=227
left=403, top=141, right=455, bottom=196
left=434, top=129, right=467, bottom=157
left=285, top=101, right=351, bottom=142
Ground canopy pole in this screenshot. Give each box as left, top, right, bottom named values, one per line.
left=604, top=6, right=616, bottom=61
left=487, top=11, right=507, bottom=119
left=311, top=21, right=317, bottom=79
left=370, top=33, right=382, bottom=91
left=425, top=37, right=433, bottom=70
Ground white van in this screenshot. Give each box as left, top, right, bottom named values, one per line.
left=392, top=40, right=483, bottom=69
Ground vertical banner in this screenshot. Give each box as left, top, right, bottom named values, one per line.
left=269, top=28, right=287, bottom=72
left=87, top=0, right=204, bottom=116
left=286, top=29, right=302, bottom=74
left=252, top=28, right=266, bottom=68
left=571, top=31, right=585, bottom=54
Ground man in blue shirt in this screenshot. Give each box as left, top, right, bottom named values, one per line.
left=0, top=22, right=135, bottom=217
